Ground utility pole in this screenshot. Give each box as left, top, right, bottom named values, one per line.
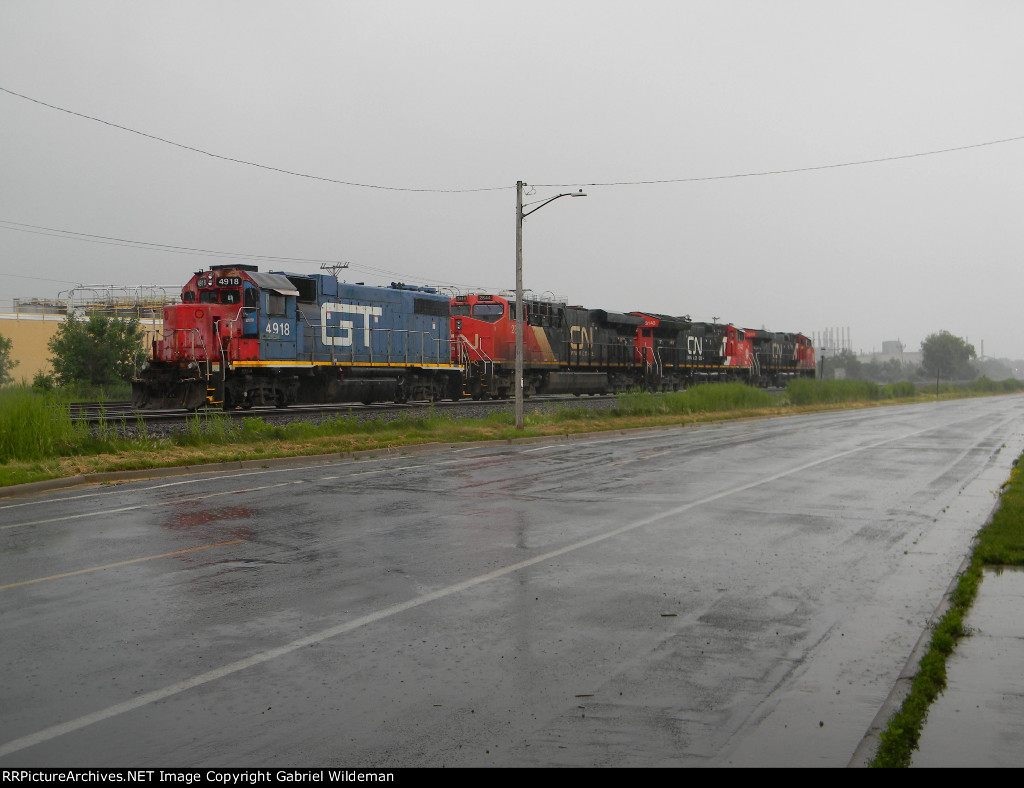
left=319, top=263, right=349, bottom=279
left=515, top=180, right=525, bottom=430
left=513, top=181, right=587, bottom=429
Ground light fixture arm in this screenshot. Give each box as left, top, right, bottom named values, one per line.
left=521, top=189, right=587, bottom=219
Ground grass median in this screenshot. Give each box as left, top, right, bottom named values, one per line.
left=1, top=379, right=1021, bottom=489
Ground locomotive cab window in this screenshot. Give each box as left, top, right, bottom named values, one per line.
left=220, top=290, right=240, bottom=305
left=199, top=291, right=218, bottom=304
left=471, top=303, right=504, bottom=322
left=267, top=293, right=287, bottom=316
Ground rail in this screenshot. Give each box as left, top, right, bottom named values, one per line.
left=566, top=339, right=644, bottom=368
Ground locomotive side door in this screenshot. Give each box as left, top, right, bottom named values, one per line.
left=260, top=290, right=297, bottom=360
left=242, top=283, right=259, bottom=337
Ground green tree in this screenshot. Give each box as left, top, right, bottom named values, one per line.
left=0, top=330, right=16, bottom=385
left=921, top=330, right=977, bottom=381
left=824, top=348, right=862, bottom=380
left=47, top=314, right=145, bottom=387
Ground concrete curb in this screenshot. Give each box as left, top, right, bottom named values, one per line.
left=846, top=457, right=1014, bottom=768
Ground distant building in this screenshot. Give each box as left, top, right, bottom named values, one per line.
left=858, top=339, right=922, bottom=367
left=0, top=285, right=177, bottom=381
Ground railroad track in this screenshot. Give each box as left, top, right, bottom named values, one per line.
left=67, top=394, right=621, bottom=427
left=67, top=387, right=784, bottom=429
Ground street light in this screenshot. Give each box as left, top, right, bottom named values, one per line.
left=515, top=180, right=587, bottom=429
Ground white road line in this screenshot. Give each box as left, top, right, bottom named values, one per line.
left=0, top=425, right=938, bottom=759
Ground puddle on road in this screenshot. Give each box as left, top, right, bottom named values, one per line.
left=912, top=567, right=1024, bottom=768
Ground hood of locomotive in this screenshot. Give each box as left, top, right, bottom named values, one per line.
left=153, top=302, right=227, bottom=363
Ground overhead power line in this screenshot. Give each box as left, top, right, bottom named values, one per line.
left=0, top=220, right=354, bottom=265
left=531, top=133, right=1024, bottom=188
left=0, top=271, right=80, bottom=286
left=0, top=86, right=507, bottom=194
left=3, top=85, right=1024, bottom=193
left=0, top=219, right=491, bottom=292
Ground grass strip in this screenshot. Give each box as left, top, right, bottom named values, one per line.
left=870, top=455, right=1024, bottom=767
left=1, top=381, right=1022, bottom=488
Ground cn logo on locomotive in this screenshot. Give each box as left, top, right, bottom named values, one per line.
left=569, top=325, right=592, bottom=351
left=320, top=302, right=383, bottom=347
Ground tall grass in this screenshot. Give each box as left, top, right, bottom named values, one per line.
left=786, top=378, right=883, bottom=405
left=883, top=381, right=917, bottom=398
left=0, top=385, right=82, bottom=463
left=615, top=382, right=775, bottom=416
left=968, top=376, right=1024, bottom=394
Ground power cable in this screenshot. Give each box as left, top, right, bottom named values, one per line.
left=0, top=219, right=493, bottom=292
left=532, top=137, right=1024, bottom=188
left=3, top=85, right=1024, bottom=192
left=0, top=220, right=353, bottom=265
left=0, top=86, right=509, bottom=194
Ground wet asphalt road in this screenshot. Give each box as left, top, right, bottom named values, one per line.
left=2, top=396, right=1023, bottom=767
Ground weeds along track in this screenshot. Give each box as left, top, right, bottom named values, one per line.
left=71, top=394, right=623, bottom=437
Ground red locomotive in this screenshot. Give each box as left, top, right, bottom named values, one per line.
left=450, top=293, right=815, bottom=398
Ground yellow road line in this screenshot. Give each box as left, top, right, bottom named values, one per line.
left=0, top=539, right=244, bottom=591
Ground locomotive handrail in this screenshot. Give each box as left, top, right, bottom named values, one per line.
left=294, top=309, right=318, bottom=364
left=454, top=333, right=494, bottom=365
left=171, top=327, right=208, bottom=362
left=353, top=327, right=448, bottom=367
left=215, top=307, right=249, bottom=364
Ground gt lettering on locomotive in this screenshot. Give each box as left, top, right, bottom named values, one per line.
left=320, top=303, right=383, bottom=347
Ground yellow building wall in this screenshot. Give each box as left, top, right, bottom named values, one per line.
left=0, top=315, right=62, bottom=382
left=0, top=314, right=163, bottom=383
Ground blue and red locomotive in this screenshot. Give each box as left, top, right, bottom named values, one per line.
left=133, top=266, right=816, bottom=409
left=132, top=265, right=460, bottom=409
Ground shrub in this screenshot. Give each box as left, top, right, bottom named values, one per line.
left=786, top=379, right=881, bottom=405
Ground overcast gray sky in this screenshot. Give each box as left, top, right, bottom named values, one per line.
left=2, top=1, right=1022, bottom=358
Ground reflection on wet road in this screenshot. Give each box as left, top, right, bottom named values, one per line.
left=2, top=396, right=1023, bottom=766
